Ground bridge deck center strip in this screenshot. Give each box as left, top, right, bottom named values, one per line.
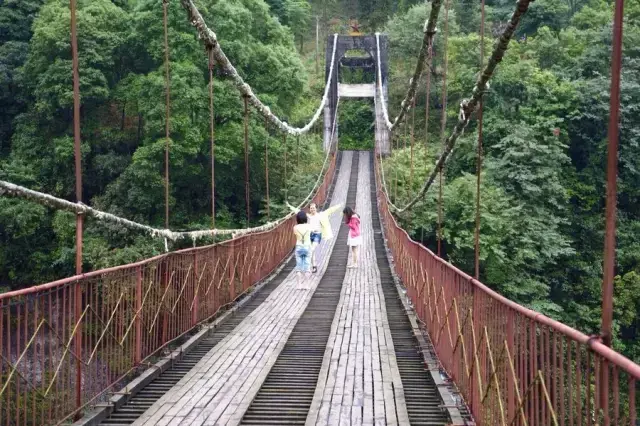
left=131, top=151, right=353, bottom=426
left=239, top=151, right=358, bottom=425
left=306, top=151, right=409, bottom=426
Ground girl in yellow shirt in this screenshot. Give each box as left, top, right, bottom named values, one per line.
left=289, top=202, right=343, bottom=273
left=293, top=211, right=312, bottom=284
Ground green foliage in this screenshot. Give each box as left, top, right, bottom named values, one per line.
left=382, top=0, right=640, bottom=363
left=0, top=0, right=313, bottom=290
left=0, top=0, right=45, bottom=156
left=338, top=100, right=374, bottom=151
left=24, top=0, right=128, bottom=116
left=518, top=0, right=571, bottom=35
left=1, top=0, right=639, bottom=367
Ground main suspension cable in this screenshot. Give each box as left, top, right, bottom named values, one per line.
left=377, top=0, right=534, bottom=214
left=179, top=0, right=338, bottom=136
left=376, top=0, right=443, bottom=131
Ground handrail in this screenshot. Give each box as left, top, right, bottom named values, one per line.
left=376, top=150, right=640, bottom=377
left=0, top=152, right=338, bottom=425
left=373, top=150, right=639, bottom=424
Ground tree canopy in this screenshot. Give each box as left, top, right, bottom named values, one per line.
left=381, top=0, right=640, bottom=363
left=0, top=0, right=319, bottom=288
left=0, top=0, right=638, bottom=367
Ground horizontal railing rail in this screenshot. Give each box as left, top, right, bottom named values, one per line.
left=374, top=150, right=639, bottom=426
left=0, top=152, right=336, bottom=425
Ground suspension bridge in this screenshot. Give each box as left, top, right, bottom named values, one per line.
left=0, top=0, right=638, bottom=424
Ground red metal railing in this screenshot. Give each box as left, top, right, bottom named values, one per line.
left=0, top=153, right=336, bottom=425
left=374, top=153, right=640, bottom=425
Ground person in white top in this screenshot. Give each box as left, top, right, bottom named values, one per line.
left=288, top=201, right=343, bottom=273
left=293, top=211, right=312, bottom=285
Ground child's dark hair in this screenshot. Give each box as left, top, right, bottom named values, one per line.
left=296, top=210, right=308, bottom=224
left=343, top=206, right=354, bottom=224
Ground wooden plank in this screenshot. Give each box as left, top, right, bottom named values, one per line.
left=133, top=152, right=353, bottom=426
left=306, top=152, right=410, bottom=425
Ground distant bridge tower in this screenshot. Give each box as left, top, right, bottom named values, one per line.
left=323, top=34, right=390, bottom=155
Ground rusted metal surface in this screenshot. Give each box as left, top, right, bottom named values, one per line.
left=600, top=0, right=625, bottom=420
left=601, top=0, right=624, bottom=349
left=437, top=0, right=450, bottom=259
left=410, top=96, right=415, bottom=192
left=264, top=118, right=271, bottom=220
left=474, top=0, right=485, bottom=281
left=424, top=38, right=432, bottom=152
left=244, top=95, right=250, bottom=224
left=162, top=0, right=171, bottom=230
left=373, top=151, right=640, bottom=425
left=0, top=154, right=336, bottom=425
left=283, top=133, right=288, bottom=199
left=70, top=0, right=83, bottom=416
left=209, top=49, right=216, bottom=229
left=264, top=116, right=270, bottom=220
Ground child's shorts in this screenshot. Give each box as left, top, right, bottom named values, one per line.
left=295, top=245, right=310, bottom=271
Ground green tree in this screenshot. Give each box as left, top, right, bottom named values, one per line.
left=285, top=0, right=312, bottom=51
left=0, top=0, right=315, bottom=290
left=0, top=0, right=45, bottom=156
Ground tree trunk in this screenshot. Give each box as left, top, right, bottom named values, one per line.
left=121, top=102, right=126, bottom=131
left=137, top=113, right=143, bottom=144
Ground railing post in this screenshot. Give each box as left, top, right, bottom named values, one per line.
left=229, top=242, right=236, bottom=302
left=211, top=245, right=218, bottom=314
left=471, top=286, right=481, bottom=419
left=74, top=278, right=83, bottom=418
left=135, top=266, right=142, bottom=364
left=161, top=260, right=169, bottom=345
left=193, top=252, right=199, bottom=326
left=506, top=309, right=516, bottom=422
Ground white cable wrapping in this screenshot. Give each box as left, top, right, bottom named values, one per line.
left=0, top=99, right=341, bottom=241
left=374, top=0, right=442, bottom=132
left=375, top=33, right=394, bottom=130
left=376, top=0, right=534, bottom=214
left=180, top=0, right=337, bottom=136
left=373, top=84, right=394, bottom=203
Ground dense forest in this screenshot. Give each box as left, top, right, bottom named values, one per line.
left=0, top=0, right=638, bottom=365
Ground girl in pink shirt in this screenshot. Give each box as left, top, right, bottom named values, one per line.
left=343, top=206, right=361, bottom=268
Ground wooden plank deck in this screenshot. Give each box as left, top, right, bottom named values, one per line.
left=306, top=152, right=409, bottom=426
left=132, top=151, right=411, bottom=426
left=132, top=152, right=353, bottom=426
